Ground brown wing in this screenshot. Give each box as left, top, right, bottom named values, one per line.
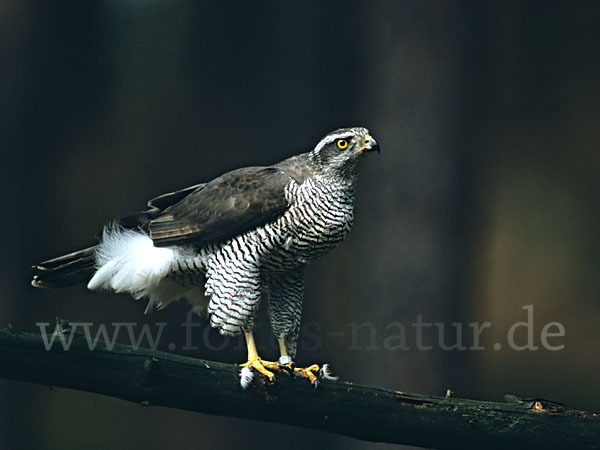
left=273, top=152, right=311, bottom=184
left=147, top=183, right=206, bottom=210
left=148, top=167, right=293, bottom=246
left=116, top=183, right=207, bottom=230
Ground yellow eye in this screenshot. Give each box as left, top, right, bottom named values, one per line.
left=336, top=139, right=348, bottom=150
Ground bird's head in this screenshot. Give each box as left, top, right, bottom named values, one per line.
left=308, top=127, right=379, bottom=183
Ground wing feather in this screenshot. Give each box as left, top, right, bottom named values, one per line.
left=148, top=167, right=293, bottom=246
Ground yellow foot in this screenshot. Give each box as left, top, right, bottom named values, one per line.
left=293, top=364, right=320, bottom=385
left=240, top=357, right=281, bottom=382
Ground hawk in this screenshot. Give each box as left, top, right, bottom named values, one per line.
left=32, top=127, right=379, bottom=385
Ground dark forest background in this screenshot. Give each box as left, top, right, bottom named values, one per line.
left=1, top=1, right=599, bottom=449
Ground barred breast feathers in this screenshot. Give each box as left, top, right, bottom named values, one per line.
left=293, top=178, right=354, bottom=242
left=85, top=168, right=355, bottom=320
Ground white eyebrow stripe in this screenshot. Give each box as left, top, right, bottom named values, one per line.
left=313, top=131, right=356, bottom=153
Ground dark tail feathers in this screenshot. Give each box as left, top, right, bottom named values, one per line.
left=30, top=191, right=186, bottom=289
left=31, top=246, right=97, bottom=289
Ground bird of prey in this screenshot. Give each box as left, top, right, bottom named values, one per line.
left=32, top=127, right=379, bottom=385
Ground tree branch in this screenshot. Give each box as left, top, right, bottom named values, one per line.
left=0, top=328, right=598, bottom=449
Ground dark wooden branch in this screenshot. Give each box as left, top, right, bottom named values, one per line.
left=0, top=328, right=598, bottom=449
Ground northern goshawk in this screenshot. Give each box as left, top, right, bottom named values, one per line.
left=32, top=127, right=379, bottom=385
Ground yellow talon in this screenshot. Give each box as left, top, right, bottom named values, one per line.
left=240, top=357, right=278, bottom=382
left=241, top=333, right=324, bottom=386
left=241, top=331, right=284, bottom=382
left=279, top=361, right=295, bottom=373
left=294, top=364, right=320, bottom=385
left=276, top=338, right=320, bottom=385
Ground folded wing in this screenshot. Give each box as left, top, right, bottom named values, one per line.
left=148, top=167, right=293, bottom=246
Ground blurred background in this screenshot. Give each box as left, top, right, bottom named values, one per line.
left=1, top=1, right=599, bottom=449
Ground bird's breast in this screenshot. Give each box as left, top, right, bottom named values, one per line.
left=263, top=180, right=354, bottom=267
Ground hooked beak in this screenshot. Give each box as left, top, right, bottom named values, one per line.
left=363, top=135, right=380, bottom=154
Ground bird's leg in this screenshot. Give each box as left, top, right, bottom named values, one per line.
left=276, top=338, right=294, bottom=372
left=276, top=338, right=319, bottom=385
left=240, top=330, right=280, bottom=382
